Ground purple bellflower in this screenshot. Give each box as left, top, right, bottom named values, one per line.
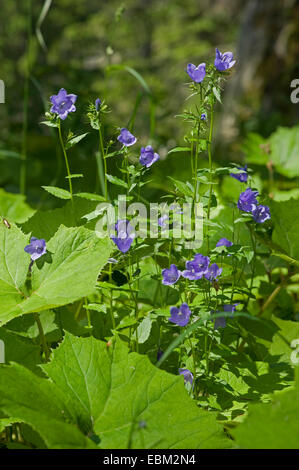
left=162, top=264, right=181, bottom=285
left=214, top=48, right=236, bottom=72
left=179, top=368, right=194, bottom=386
left=252, top=204, right=271, bottom=223
left=24, top=237, right=47, bottom=261
left=139, top=145, right=160, bottom=168
left=117, top=128, right=137, bottom=147
left=182, top=254, right=210, bottom=280
left=95, top=98, right=101, bottom=111
left=50, top=88, right=77, bottom=120
left=205, top=263, right=222, bottom=282
left=112, top=219, right=135, bottom=253
left=230, top=165, right=248, bottom=183
left=169, top=303, right=191, bottom=327
left=186, top=63, right=206, bottom=83
left=201, top=113, right=207, bottom=121
left=216, top=238, right=233, bottom=248
left=237, top=188, right=259, bottom=213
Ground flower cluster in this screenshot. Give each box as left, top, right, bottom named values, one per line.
left=186, top=48, right=236, bottom=83
left=238, top=188, right=271, bottom=223
left=162, top=254, right=222, bottom=286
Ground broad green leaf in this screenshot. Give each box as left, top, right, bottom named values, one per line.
left=269, top=126, right=299, bottom=178
left=232, top=369, right=299, bottom=448
left=0, top=334, right=229, bottom=449
left=267, top=317, right=299, bottom=364
left=0, top=363, right=96, bottom=448
left=241, top=132, right=268, bottom=165
left=270, top=199, right=299, bottom=260
left=5, top=310, right=61, bottom=344
left=42, top=186, right=72, bottom=200
left=0, top=224, right=29, bottom=317
left=0, top=327, right=41, bottom=373
left=0, top=188, right=35, bottom=223
left=22, top=196, right=100, bottom=240
left=41, top=333, right=229, bottom=449
left=0, top=224, right=112, bottom=325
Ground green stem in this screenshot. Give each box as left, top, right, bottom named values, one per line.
left=20, top=0, right=32, bottom=195
left=193, top=121, right=200, bottom=203
left=58, top=120, right=73, bottom=200
left=246, top=223, right=257, bottom=307
left=98, top=127, right=108, bottom=200
left=127, top=253, right=139, bottom=351
left=34, top=313, right=50, bottom=362
left=206, top=104, right=214, bottom=252
left=109, top=263, right=116, bottom=330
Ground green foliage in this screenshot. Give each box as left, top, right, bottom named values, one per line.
left=0, top=224, right=112, bottom=325
left=232, top=369, right=299, bottom=448
left=0, top=334, right=230, bottom=449
left=270, top=198, right=299, bottom=260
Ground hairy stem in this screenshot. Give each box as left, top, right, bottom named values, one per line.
left=58, top=121, right=73, bottom=200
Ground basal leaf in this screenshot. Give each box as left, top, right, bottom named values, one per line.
left=40, top=333, right=229, bottom=449
left=0, top=225, right=112, bottom=325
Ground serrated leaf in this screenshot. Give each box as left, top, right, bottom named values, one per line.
left=0, top=363, right=96, bottom=448
left=0, top=225, right=112, bottom=325
left=270, top=199, right=299, bottom=260
left=0, top=188, right=35, bottom=223
left=75, top=193, right=106, bottom=202
left=65, top=133, right=89, bottom=150
left=22, top=197, right=100, bottom=240
left=212, top=86, right=222, bottom=103
left=106, top=174, right=128, bottom=188
left=41, top=334, right=227, bottom=448
left=40, top=120, right=59, bottom=128
left=42, top=186, right=72, bottom=200
left=168, top=176, right=194, bottom=197
left=232, top=369, right=299, bottom=449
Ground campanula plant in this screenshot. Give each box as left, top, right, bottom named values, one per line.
left=0, top=42, right=295, bottom=452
